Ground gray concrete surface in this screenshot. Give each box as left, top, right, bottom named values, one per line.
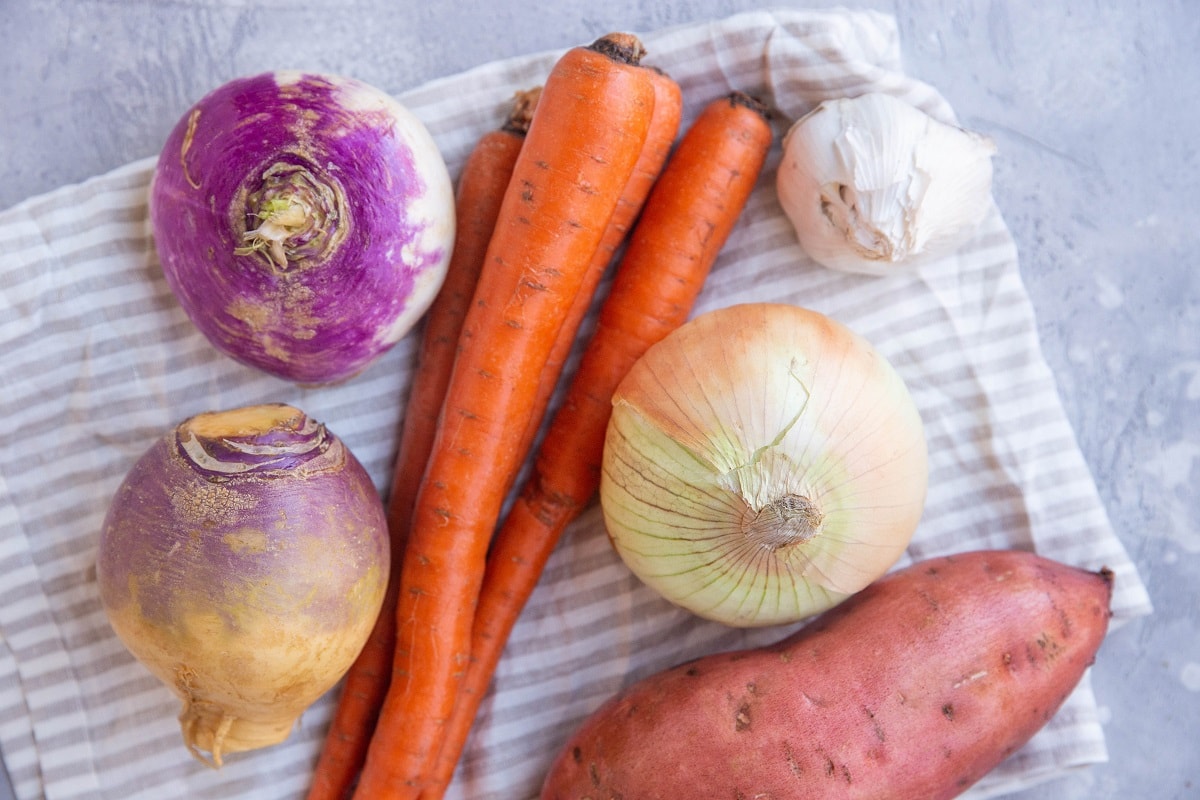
left=1, top=1, right=1196, bottom=798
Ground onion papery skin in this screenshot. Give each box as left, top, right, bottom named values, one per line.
left=149, top=71, right=455, bottom=384
left=600, top=303, right=928, bottom=627
left=96, top=404, right=389, bottom=766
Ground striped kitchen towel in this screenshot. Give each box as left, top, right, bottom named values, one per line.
left=0, top=8, right=1152, bottom=800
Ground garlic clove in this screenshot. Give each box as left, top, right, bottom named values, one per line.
left=776, top=92, right=997, bottom=276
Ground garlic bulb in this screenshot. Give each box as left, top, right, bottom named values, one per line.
left=600, top=302, right=928, bottom=627
left=776, top=92, right=996, bottom=276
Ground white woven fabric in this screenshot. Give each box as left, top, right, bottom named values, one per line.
left=0, top=8, right=1152, bottom=800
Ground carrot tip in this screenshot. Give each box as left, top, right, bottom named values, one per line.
left=505, top=87, right=542, bottom=134
left=590, top=32, right=647, bottom=66
left=728, top=90, right=771, bottom=119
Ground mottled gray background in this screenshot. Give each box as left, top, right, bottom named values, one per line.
left=1, top=1, right=1196, bottom=798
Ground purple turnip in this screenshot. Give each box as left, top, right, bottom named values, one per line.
left=97, top=404, right=389, bottom=766
left=148, top=71, right=455, bottom=384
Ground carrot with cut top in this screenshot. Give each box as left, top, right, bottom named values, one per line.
left=351, top=33, right=658, bottom=800
left=516, top=64, right=683, bottom=498
left=421, top=91, right=774, bottom=799
left=414, top=66, right=683, bottom=800
left=383, top=87, right=542, bottom=543
left=305, top=89, right=538, bottom=800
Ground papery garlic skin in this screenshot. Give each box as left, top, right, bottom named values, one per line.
left=600, top=303, right=928, bottom=627
left=776, top=92, right=996, bottom=276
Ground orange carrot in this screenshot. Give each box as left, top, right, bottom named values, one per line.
left=383, top=88, right=542, bottom=545
left=516, top=64, right=683, bottom=501
left=420, top=91, right=774, bottom=799
left=304, top=90, right=537, bottom=800
left=413, top=66, right=683, bottom=800
left=351, top=33, right=657, bottom=800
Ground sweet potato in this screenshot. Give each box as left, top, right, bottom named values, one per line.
left=539, top=549, right=1113, bottom=800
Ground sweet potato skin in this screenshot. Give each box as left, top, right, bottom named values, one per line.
left=539, top=549, right=1114, bottom=800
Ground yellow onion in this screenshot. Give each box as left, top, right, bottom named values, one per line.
left=600, top=302, right=928, bottom=627
left=97, top=404, right=388, bottom=766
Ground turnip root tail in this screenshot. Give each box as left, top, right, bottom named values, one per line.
left=179, top=692, right=295, bottom=769
left=180, top=696, right=235, bottom=769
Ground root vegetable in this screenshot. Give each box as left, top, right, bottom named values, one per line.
left=306, top=87, right=538, bottom=800
left=422, top=89, right=769, bottom=799
left=540, top=549, right=1114, bottom=800
left=148, top=71, right=456, bottom=385
left=516, top=64, right=683, bottom=479
left=96, top=404, right=389, bottom=767
left=352, top=32, right=658, bottom=800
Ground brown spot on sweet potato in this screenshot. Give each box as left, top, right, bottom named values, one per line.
left=735, top=702, right=752, bottom=732
left=863, top=706, right=886, bottom=741
left=802, top=691, right=826, bottom=708
left=572, top=746, right=583, bottom=764
left=783, top=742, right=803, bottom=779
left=1036, top=631, right=1063, bottom=660
left=589, top=762, right=601, bottom=787
left=942, top=703, right=955, bottom=721
left=1054, top=600, right=1073, bottom=636
left=917, top=590, right=940, bottom=611
left=818, top=751, right=851, bottom=783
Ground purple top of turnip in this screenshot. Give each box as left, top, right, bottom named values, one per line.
left=149, top=71, right=455, bottom=384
